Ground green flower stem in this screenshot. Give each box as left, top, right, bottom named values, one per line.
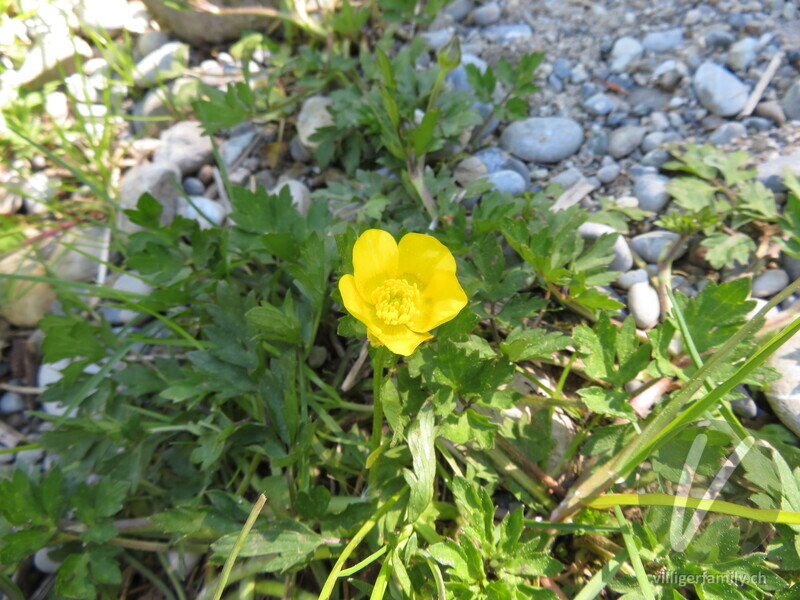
left=318, top=487, right=408, bottom=600
left=370, top=346, right=389, bottom=458
left=212, top=493, right=267, bottom=600
left=614, top=506, right=656, bottom=600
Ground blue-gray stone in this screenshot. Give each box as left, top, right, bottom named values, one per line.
left=0, top=392, right=24, bottom=414
left=633, top=174, right=670, bottom=212
left=586, top=130, right=609, bottom=155
left=483, top=170, right=527, bottom=195
left=727, top=37, right=758, bottom=72
left=597, top=163, right=620, bottom=183
left=709, top=122, right=747, bottom=146
left=445, top=54, right=489, bottom=92
left=606, top=112, right=629, bottom=127
left=580, top=82, right=601, bottom=98
left=727, top=12, right=751, bottom=30
left=421, top=28, right=455, bottom=51
left=473, top=1, right=501, bottom=25
left=474, top=147, right=529, bottom=180
left=500, top=117, right=584, bottom=163
left=608, top=125, right=647, bottom=159
left=743, top=116, right=773, bottom=132
left=615, top=268, right=649, bottom=289
left=705, top=29, right=735, bottom=50
left=443, top=0, right=473, bottom=21
left=628, top=164, right=658, bottom=180
left=182, top=176, right=204, bottom=196
left=731, top=386, right=760, bottom=419
left=482, top=23, right=533, bottom=44
left=642, top=28, right=684, bottom=53
left=584, top=93, right=616, bottom=116
left=609, top=36, right=643, bottom=73
left=548, top=73, right=564, bottom=92
left=640, top=149, right=671, bottom=167
left=782, top=79, right=800, bottom=121
left=693, top=61, right=749, bottom=116
left=553, top=58, right=572, bottom=79
left=549, top=167, right=583, bottom=190
left=630, top=230, right=685, bottom=263
left=641, top=131, right=666, bottom=153
left=752, top=269, right=790, bottom=297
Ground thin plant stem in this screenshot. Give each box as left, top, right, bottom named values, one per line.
left=212, top=494, right=267, bottom=600
left=613, top=506, right=656, bottom=600
left=370, top=346, right=389, bottom=458
left=317, top=486, right=408, bottom=600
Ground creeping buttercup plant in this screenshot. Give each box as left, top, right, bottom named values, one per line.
left=5, top=2, right=800, bottom=600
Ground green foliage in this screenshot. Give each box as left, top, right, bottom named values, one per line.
left=501, top=195, right=624, bottom=316
left=5, top=4, right=800, bottom=599
left=662, top=143, right=780, bottom=269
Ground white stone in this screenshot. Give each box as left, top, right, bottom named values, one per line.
left=765, top=331, right=800, bottom=436
left=177, top=196, right=227, bottom=228
left=79, top=0, right=130, bottom=34
left=628, top=281, right=660, bottom=329
left=610, top=36, right=643, bottom=73
left=34, top=548, right=62, bottom=573
left=16, top=33, right=92, bottom=89
left=270, top=180, right=311, bottom=215
left=45, top=91, right=69, bottom=123
left=296, top=96, right=334, bottom=150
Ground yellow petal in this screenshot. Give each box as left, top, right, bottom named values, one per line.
left=339, top=274, right=380, bottom=330
left=368, top=323, right=432, bottom=356
left=408, top=269, right=468, bottom=332
left=397, top=233, right=456, bottom=288
left=353, top=229, right=399, bottom=298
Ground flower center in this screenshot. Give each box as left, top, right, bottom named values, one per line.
left=372, top=278, right=420, bottom=326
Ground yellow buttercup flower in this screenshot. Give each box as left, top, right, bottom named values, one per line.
left=338, top=229, right=468, bottom=356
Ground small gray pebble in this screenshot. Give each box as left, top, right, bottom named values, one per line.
left=631, top=230, right=685, bottom=263
left=610, top=36, right=644, bottom=72
left=640, top=149, right=671, bottom=167
left=731, top=386, right=760, bottom=419
left=642, top=27, right=684, bottom=53
left=752, top=269, right=790, bottom=297
left=182, top=177, right=204, bottom=196
left=727, top=37, right=758, bottom=72
left=783, top=254, right=800, bottom=281
left=597, top=163, right=621, bottom=183
left=616, top=268, right=649, bottom=289
left=584, top=93, right=616, bottom=116
left=742, top=116, right=773, bottom=133
left=709, top=122, right=747, bottom=146
left=641, top=131, right=667, bottom=153
left=693, top=61, right=749, bottom=117
left=548, top=73, right=564, bottom=92
left=473, top=1, right=501, bottom=25
left=633, top=173, right=670, bottom=212
left=608, top=126, right=648, bottom=159
left=553, top=58, right=572, bottom=79
left=483, top=170, right=527, bottom=195
left=628, top=165, right=659, bottom=180
left=650, top=111, right=670, bottom=131
left=550, top=167, right=583, bottom=190
left=0, top=392, right=24, bottom=414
